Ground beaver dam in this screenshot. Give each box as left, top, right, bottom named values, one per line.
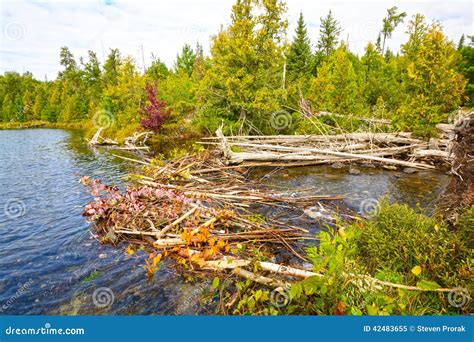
left=81, top=115, right=472, bottom=312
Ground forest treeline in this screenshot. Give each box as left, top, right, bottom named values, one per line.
left=1, top=0, right=473, bottom=138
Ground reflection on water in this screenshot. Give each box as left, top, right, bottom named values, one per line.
left=0, top=129, right=204, bottom=315
left=252, top=164, right=448, bottom=222
left=0, top=129, right=449, bottom=314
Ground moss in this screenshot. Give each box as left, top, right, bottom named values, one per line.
left=82, top=269, right=101, bottom=282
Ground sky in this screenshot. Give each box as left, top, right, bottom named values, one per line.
left=0, top=0, right=472, bottom=80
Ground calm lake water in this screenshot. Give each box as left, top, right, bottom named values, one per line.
left=0, top=129, right=450, bottom=315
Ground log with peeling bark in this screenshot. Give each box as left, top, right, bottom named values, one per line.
left=412, top=149, right=450, bottom=159
left=207, top=125, right=457, bottom=169
left=88, top=128, right=119, bottom=146
left=315, top=111, right=392, bottom=125
left=124, top=131, right=152, bottom=148
left=214, top=127, right=435, bottom=169
left=203, top=132, right=420, bottom=145
left=200, top=254, right=460, bottom=293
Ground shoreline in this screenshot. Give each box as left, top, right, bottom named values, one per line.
left=0, top=121, right=88, bottom=131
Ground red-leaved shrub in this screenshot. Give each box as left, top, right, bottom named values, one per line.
left=140, top=84, right=171, bottom=132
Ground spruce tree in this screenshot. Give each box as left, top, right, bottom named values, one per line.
left=458, top=35, right=474, bottom=106
left=174, top=44, right=196, bottom=76
left=316, top=10, right=341, bottom=60
left=286, top=12, right=312, bottom=79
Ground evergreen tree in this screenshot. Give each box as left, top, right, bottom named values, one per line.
left=316, top=10, right=341, bottom=60
left=174, top=44, right=196, bottom=76
left=361, top=42, right=401, bottom=110
left=458, top=34, right=465, bottom=50
left=401, top=14, right=427, bottom=61
left=309, top=46, right=362, bottom=115
left=192, top=42, right=206, bottom=81
left=82, top=51, right=101, bottom=86
left=458, top=35, right=474, bottom=106
left=197, top=0, right=288, bottom=134
left=146, top=55, right=170, bottom=80
left=286, top=12, right=312, bottom=79
left=380, top=6, right=406, bottom=54
left=397, top=23, right=466, bottom=136
left=103, top=48, right=121, bottom=86
left=58, top=47, right=77, bottom=78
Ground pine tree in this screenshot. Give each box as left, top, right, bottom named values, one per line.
left=375, top=33, right=382, bottom=53
left=458, top=34, right=465, bottom=51
left=361, top=42, right=401, bottom=110
left=58, top=47, right=77, bottom=78
left=316, top=10, right=341, bottom=60
left=103, top=48, right=121, bottom=86
left=457, top=35, right=473, bottom=106
left=286, top=12, right=312, bottom=79
left=401, top=14, right=427, bottom=61
left=309, top=46, right=362, bottom=115
left=380, top=7, right=406, bottom=54
left=198, top=0, right=288, bottom=134
left=397, top=24, right=466, bottom=136
left=146, top=55, right=170, bottom=81
left=174, top=44, right=196, bottom=76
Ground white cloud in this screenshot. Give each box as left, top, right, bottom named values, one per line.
left=0, top=0, right=472, bottom=79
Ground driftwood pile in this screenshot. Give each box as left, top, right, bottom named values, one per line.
left=82, top=151, right=349, bottom=287
left=437, top=113, right=474, bottom=222
left=88, top=127, right=119, bottom=146
left=82, top=144, right=468, bottom=299
left=197, top=126, right=457, bottom=170
left=88, top=128, right=152, bottom=152
left=82, top=113, right=472, bottom=305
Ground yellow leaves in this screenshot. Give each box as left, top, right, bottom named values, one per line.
left=190, top=253, right=206, bottom=267
left=407, top=62, right=416, bottom=79
left=144, top=253, right=162, bottom=280
left=178, top=169, right=192, bottom=180
left=411, top=265, right=422, bottom=276
left=152, top=253, right=162, bottom=267
left=181, top=230, right=193, bottom=246
left=337, top=227, right=347, bottom=239
left=126, top=244, right=135, bottom=256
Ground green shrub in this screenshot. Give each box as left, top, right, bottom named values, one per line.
left=285, top=201, right=472, bottom=315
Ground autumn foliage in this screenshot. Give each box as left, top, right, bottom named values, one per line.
left=140, top=84, right=171, bottom=132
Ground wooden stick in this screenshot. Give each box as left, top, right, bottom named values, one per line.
left=112, top=154, right=150, bottom=165
left=233, top=268, right=288, bottom=288
left=155, top=206, right=198, bottom=239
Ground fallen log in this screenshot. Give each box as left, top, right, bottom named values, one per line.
left=205, top=132, right=421, bottom=145
left=316, top=111, right=392, bottom=125
left=202, top=255, right=460, bottom=293
left=216, top=127, right=434, bottom=169
left=412, top=149, right=451, bottom=159
left=88, top=128, right=119, bottom=146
